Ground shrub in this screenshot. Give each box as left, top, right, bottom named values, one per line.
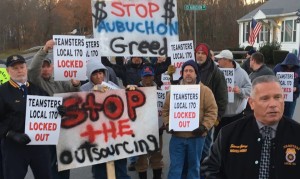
left=259, top=42, right=281, bottom=65
left=273, top=50, right=289, bottom=65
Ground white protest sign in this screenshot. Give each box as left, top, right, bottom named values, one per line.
left=161, top=73, right=171, bottom=91
left=220, top=68, right=235, bottom=103
left=54, top=87, right=159, bottom=171
left=169, top=85, right=200, bottom=131
left=276, top=72, right=294, bottom=102
left=53, top=35, right=86, bottom=81
left=157, top=90, right=166, bottom=127
left=91, top=0, right=179, bottom=56
left=86, top=38, right=101, bottom=63
left=169, top=40, right=195, bottom=80
left=25, top=95, right=63, bottom=145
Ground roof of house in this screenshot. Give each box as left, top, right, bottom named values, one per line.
left=238, top=0, right=300, bottom=22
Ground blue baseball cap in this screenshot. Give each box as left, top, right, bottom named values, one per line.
left=141, top=66, right=154, bottom=77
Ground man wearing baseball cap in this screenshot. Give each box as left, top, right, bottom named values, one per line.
left=214, top=50, right=252, bottom=140
left=0, top=55, right=52, bottom=179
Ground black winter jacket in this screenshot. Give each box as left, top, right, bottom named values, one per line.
left=202, top=114, right=300, bottom=179
left=0, top=80, right=48, bottom=138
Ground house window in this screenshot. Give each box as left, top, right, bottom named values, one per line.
left=243, top=22, right=249, bottom=42
left=281, top=19, right=297, bottom=42
left=259, top=25, right=269, bottom=42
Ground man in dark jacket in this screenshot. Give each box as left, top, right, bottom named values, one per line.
left=194, top=43, right=228, bottom=161
left=202, top=75, right=300, bottom=179
left=273, top=53, right=300, bottom=118
left=0, top=55, right=52, bottom=179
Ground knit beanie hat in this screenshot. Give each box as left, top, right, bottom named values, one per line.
left=181, top=60, right=199, bottom=75
left=195, top=43, right=209, bottom=56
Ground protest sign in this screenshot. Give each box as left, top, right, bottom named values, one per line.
left=54, top=87, right=159, bottom=171
left=91, top=0, right=179, bottom=56
left=169, top=40, right=194, bottom=80
left=53, top=35, right=87, bottom=81
left=161, top=73, right=171, bottom=91
left=169, top=85, right=200, bottom=131
left=0, top=68, right=10, bottom=85
left=25, top=95, right=63, bottom=145
left=86, top=38, right=101, bottom=63
left=276, top=72, right=294, bottom=102
left=157, top=90, right=166, bottom=127
left=220, top=68, right=235, bottom=103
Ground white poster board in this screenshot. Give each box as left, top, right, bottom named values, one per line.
left=169, top=85, right=200, bottom=131
left=25, top=95, right=63, bottom=145
left=53, top=35, right=87, bottom=81
left=54, top=87, right=159, bottom=171
left=86, top=38, right=101, bottom=63
left=157, top=90, right=166, bottom=127
left=169, top=40, right=195, bottom=80
left=91, top=0, right=179, bottom=56
left=161, top=73, right=171, bottom=91
left=220, top=68, right=235, bottom=103
left=276, top=72, right=294, bottom=102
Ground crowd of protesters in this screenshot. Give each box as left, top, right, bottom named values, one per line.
left=0, top=40, right=300, bottom=179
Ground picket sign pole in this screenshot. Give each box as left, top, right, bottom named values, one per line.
left=106, top=161, right=116, bottom=179
left=93, top=85, right=116, bottom=179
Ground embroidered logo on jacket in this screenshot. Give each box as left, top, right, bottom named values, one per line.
left=283, top=144, right=299, bottom=165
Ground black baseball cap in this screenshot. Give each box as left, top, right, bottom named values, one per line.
left=6, top=55, right=26, bottom=67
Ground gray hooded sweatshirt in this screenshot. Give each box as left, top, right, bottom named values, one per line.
left=80, top=60, right=118, bottom=92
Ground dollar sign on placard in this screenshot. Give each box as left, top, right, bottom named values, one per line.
left=92, top=1, right=108, bottom=28
left=162, top=0, right=175, bottom=24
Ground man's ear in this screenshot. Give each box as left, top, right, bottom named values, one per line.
left=248, top=97, right=254, bottom=110
left=180, top=70, right=182, bottom=76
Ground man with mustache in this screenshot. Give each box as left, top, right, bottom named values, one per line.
left=201, top=75, right=300, bottom=178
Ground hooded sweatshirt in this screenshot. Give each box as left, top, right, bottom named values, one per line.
left=273, top=53, right=300, bottom=99
left=80, top=60, right=119, bottom=91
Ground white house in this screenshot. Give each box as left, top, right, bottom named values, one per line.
left=237, top=0, right=300, bottom=54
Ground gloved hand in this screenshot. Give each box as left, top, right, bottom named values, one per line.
left=165, top=124, right=174, bottom=134
left=167, top=65, right=176, bottom=76
left=192, top=125, right=208, bottom=136
left=6, top=131, right=31, bottom=145
left=57, top=105, right=66, bottom=117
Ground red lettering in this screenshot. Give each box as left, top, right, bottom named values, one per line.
left=179, top=121, right=190, bottom=128
left=35, top=133, right=50, bottom=141
left=29, top=122, right=57, bottom=131
left=126, top=89, right=146, bottom=121
left=148, top=2, right=159, bottom=17
left=64, top=70, right=77, bottom=78
left=111, top=2, right=125, bottom=17
left=103, top=95, right=124, bottom=119
left=174, top=112, right=196, bottom=118
left=111, top=2, right=159, bottom=18
left=58, top=60, right=83, bottom=68
left=118, top=119, right=133, bottom=137
left=61, top=96, right=87, bottom=129
left=82, top=93, right=103, bottom=121
left=174, top=62, right=184, bottom=68
left=80, top=119, right=133, bottom=143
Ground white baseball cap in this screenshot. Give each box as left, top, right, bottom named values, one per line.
left=215, top=50, right=234, bottom=60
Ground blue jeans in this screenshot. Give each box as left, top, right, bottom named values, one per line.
left=168, top=136, right=205, bottom=179
left=284, top=101, right=297, bottom=119
left=92, top=158, right=130, bottom=179
left=201, top=129, right=213, bottom=161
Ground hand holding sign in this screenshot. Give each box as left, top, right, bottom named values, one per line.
left=6, top=131, right=31, bottom=145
